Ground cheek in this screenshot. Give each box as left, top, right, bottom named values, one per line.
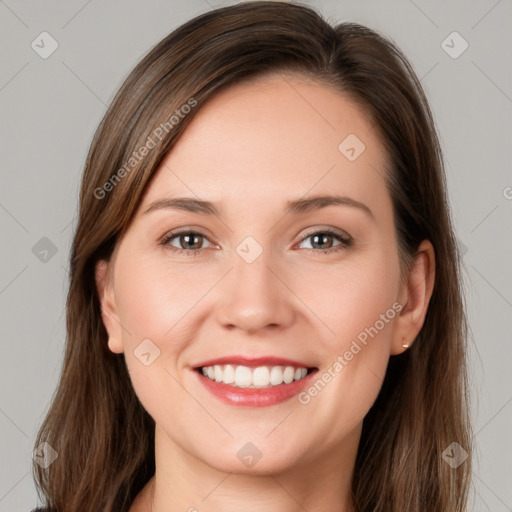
left=111, top=255, right=200, bottom=406
left=113, top=257, right=198, bottom=428
left=114, top=253, right=202, bottom=348
left=290, top=253, right=400, bottom=442
left=289, top=248, right=401, bottom=348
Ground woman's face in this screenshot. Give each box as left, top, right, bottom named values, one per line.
left=97, top=73, right=421, bottom=475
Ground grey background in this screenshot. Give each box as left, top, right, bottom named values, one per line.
left=1, top=0, right=511, bottom=510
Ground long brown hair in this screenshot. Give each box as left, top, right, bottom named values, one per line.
left=32, top=2, right=472, bottom=510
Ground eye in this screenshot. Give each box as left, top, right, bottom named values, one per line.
left=296, top=228, right=352, bottom=253
left=160, top=227, right=352, bottom=257
left=160, top=230, right=213, bottom=256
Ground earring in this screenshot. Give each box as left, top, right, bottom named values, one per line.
left=402, top=337, right=409, bottom=348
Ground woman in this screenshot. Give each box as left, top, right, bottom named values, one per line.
left=31, top=1, right=472, bottom=511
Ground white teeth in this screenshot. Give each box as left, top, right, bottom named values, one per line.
left=252, top=366, right=270, bottom=387
left=200, top=364, right=310, bottom=388
left=234, top=365, right=252, bottom=387
left=283, top=366, right=295, bottom=384
left=223, top=364, right=235, bottom=384
left=270, top=366, right=284, bottom=385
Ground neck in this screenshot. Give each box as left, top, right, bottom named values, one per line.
left=144, top=423, right=359, bottom=512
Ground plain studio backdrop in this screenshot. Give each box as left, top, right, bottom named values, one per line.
left=0, top=0, right=511, bottom=510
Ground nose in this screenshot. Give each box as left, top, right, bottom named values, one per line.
left=214, top=247, right=296, bottom=335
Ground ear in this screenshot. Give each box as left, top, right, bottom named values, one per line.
left=391, top=239, right=436, bottom=355
left=95, top=259, right=124, bottom=354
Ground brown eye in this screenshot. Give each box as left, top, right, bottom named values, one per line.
left=162, top=230, right=212, bottom=255
left=298, top=229, right=352, bottom=253
left=176, top=233, right=203, bottom=250
left=310, top=233, right=335, bottom=250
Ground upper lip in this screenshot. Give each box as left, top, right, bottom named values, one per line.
left=194, top=355, right=315, bottom=369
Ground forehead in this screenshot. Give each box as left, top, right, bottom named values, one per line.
left=139, top=73, right=390, bottom=218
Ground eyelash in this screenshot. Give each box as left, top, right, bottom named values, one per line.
left=159, top=228, right=352, bottom=256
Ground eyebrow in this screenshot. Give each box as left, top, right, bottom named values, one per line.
left=143, top=194, right=374, bottom=220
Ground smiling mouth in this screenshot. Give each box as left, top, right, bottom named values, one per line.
left=196, top=364, right=316, bottom=388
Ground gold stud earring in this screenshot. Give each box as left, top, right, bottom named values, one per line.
left=402, top=337, right=409, bottom=348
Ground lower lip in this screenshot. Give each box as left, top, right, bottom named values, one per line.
left=195, top=369, right=318, bottom=407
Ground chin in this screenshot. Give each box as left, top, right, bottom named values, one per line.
left=193, top=435, right=308, bottom=476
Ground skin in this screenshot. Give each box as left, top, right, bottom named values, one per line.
left=95, top=73, right=435, bottom=512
